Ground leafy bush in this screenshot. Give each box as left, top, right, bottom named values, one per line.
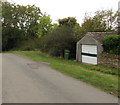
left=39, top=26, right=77, bottom=58
left=103, top=35, right=120, bottom=55
left=15, top=38, right=40, bottom=51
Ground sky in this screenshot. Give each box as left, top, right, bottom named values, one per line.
left=7, top=0, right=119, bottom=24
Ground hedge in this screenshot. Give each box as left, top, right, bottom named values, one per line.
left=103, top=35, right=120, bottom=55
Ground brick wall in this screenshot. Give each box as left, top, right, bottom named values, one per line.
left=98, top=53, right=120, bottom=69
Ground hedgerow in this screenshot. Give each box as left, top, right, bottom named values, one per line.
left=103, top=35, right=120, bottom=55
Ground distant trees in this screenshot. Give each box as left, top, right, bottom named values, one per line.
left=58, top=17, right=78, bottom=27
left=81, top=9, right=118, bottom=32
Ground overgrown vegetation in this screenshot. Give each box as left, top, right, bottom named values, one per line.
left=38, top=18, right=86, bottom=58
left=8, top=51, right=119, bottom=97
left=2, top=1, right=118, bottom=57
left=39, top=26, right=76, bottom=57
left=2, top=1, right=51, bottom=51
left=103, top=35, right=120, bottom=55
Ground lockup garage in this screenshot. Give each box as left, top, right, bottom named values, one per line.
left=76, top=32, right=116, bottom=65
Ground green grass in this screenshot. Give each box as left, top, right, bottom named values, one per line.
left=6, top=51, right=119, bottom=97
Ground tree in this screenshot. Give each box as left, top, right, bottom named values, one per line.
left=52, top=23, right=58, bottom=29
left=2, top=2, right=21, bottom=50
left=95, top=9, right=117, bottom=31
left=82, top=13, right=106, bottom=32
left=0, top=1, right=2, bottom=52
left=73, top=24, right=87, bottom=41
left=39, top=17, right=86, bottom=58
left=58, top=17, right=85, bottom=41
left=2, top=1, right=43, bottom=51
left=15, top=4, right=42, bottom=38
left=81, top=9, right=117, bottom=32
left=37, top=14, right=52, bottom=37
left=58, top=17, right=78, bottom=27
left=40, top=26, right=76, bottom=57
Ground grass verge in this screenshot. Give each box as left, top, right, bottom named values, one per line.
left=6, top=51, right=119, bottom=97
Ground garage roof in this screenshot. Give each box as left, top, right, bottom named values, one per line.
left=85, top=32, right=117, bottom=44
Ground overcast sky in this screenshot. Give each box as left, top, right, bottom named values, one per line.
left=7, top=0, right=119, bottom=24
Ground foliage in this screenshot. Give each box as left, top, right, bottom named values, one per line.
left=2, top=1, right=118, bottom=59
left=103, top=35, right=120, bottom=55
left=82, top=9, right=118, bottom=32
left=73, top=24, right=87, bottom=41
left=14, top=38, right=39, bottom=51
left=37, top=14, right=52, bottom=37
left=2, top=1, right=43, bottom=51
left=58, top=17, right=86, bottom=41
left=39, top=26, right=76, bottom=58
left=58, top=17, right=78, bottom=27
left=2, top=27, right=24, bottom=50
left=39, top=17, right=86, bottom=58
left=82, top=16, right=106, bottom=32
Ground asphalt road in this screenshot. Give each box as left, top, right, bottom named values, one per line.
left=0, top=54, right=2, bottom=104
left=2, top=54, right=118, bottom=103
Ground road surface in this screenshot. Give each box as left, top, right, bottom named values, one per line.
left=0, top=54, right=2, bottom=104
left=2, top=54, right=118, bottom=103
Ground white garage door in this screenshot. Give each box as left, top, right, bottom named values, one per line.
left=82, top=45, right=97, bottom=65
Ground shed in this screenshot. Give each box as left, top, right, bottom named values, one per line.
left=76, top=32, right=116, bottom=65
